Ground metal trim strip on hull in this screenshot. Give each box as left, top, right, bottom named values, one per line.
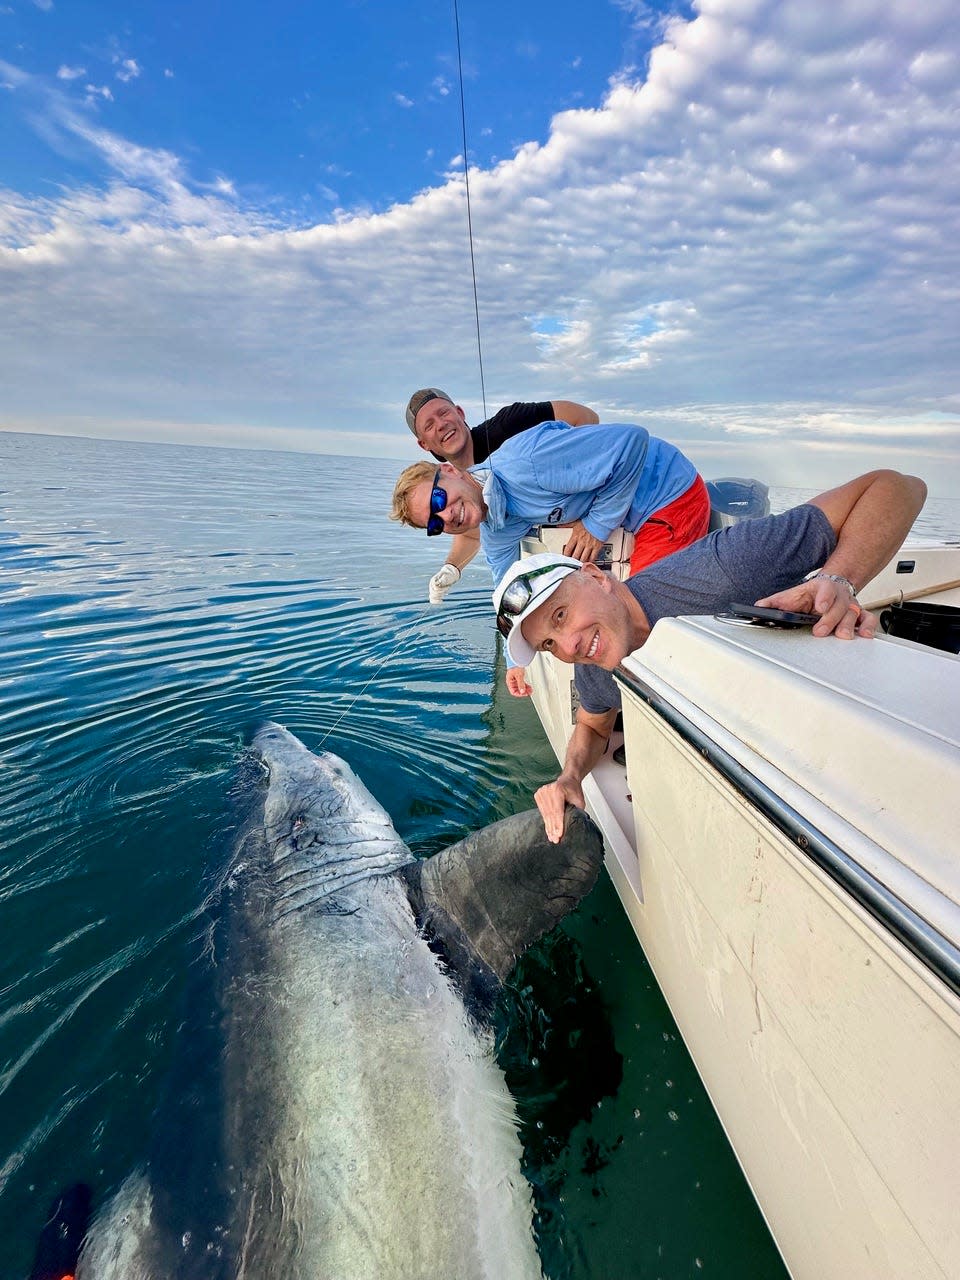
left=614, top=666, right=960, bottom=1001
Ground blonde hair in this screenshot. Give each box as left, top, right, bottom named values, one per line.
left=390, top=461, right=438, bottom=528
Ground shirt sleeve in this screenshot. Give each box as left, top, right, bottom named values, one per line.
left=472, top=402, right=554, bottom=464
left=574, top=664, right=622, bottom=714
left=531, top=423, right=650, bottom=542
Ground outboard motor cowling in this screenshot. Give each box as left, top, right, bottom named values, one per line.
left=707, top=477, right=770, bottom=531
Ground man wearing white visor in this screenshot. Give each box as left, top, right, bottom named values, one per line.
left=494, top=469, right=927, bottom=842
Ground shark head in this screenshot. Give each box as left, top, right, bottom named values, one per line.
left=251, top=722, right=414, bottom=900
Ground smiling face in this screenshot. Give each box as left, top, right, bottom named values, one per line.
left=407, top=464, right=486, bottom=534
left=414, top=398, right=473, bottom=465
left=519, top=563, right=650, bottom=670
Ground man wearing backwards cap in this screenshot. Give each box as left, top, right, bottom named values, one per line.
left=405, top=388, right=599, bottom=605
left=493, top=468, right=927, bottom=842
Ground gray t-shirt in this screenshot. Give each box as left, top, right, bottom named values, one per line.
left=575, top=503, right=836, bottom=714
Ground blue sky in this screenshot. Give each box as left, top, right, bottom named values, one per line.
left=2, top=0, right=958, bottom=492
left=3, top=0, right=665, bottom=215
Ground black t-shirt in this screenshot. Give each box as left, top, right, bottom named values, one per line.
left=428, top=401, right=555, bottom=464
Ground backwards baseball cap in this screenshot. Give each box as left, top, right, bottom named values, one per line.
left=405, top=388, right=454, bottom=434
left=493, top=553, right=583, bottom=667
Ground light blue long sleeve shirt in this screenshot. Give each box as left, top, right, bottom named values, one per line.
left=471, top=420, right=698, bottom=590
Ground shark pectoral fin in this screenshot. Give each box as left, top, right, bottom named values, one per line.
left=404, top=807, right=604, bottom=995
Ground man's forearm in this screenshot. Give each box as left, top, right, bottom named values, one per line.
left=536, top=707, right=616, bottom=841
left=759, top=470, right=928, bottom=639
left=445, top=529, right=482, bottom=572
left=813, top=470, right=927, bottom=590
left=551, top=400, right=600, bottom=427
left=559, top=716, right=613, bottom=788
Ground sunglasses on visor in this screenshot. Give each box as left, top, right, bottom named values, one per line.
left=495, top=563, right=570, bottom=639
left=426, top=468, right=447, bottom=537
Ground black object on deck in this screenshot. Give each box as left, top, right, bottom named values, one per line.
left=880, top=600, right=960, bottom=654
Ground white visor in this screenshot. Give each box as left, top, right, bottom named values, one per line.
left=493, top=553, right=582, bottom=666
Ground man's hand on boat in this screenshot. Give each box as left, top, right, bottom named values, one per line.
left=755, top=577, right=877, bottom=640
left=754, top=469, right=927, bottom=639
left=560, top=520, right=605, bottom=564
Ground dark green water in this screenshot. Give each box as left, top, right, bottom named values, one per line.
left=0, top=430, right=793, bottom=1278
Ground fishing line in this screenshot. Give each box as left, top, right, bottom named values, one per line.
left=321, top=4, right=485, bottom=755
left=317, top=6, right=489, bottom=758
left=315, top=612, right=433, bottom=750
left=452, top=0, right=489, bottom=437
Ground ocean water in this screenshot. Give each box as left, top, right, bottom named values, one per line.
left=1, top=431, right=956, bottom=1279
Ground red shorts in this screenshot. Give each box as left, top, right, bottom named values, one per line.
left=629, top=474, right=711, bottom=576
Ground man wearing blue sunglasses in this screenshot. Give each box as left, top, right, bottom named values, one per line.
left=390, top=418, right=708, bottom=696
left=404, top=388, right=599, bottom=604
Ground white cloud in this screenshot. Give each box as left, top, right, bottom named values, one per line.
left=611, top=0, right=665, bottom=26
left=57, top=65, right=86, bottom=81
left=394, top=92, right=413, bottom=108
left=1, top=0, right=959, bottom=493
left=908, top=48, right=957, bottom=91
left=114, top=57, right=141, bottom=84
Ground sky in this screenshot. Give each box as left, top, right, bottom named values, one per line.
left=1, top=0, right=958, bottom=493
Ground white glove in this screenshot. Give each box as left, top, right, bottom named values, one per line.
left=428, top=563, right=461, bottom=604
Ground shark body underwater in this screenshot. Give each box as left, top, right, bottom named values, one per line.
left=73, top=722, right=604, bottom=1280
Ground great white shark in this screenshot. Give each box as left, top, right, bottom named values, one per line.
left=75, top=722, right=604, bottom=1279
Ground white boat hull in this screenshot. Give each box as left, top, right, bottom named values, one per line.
left=521, top=533, right=960, bottom=1280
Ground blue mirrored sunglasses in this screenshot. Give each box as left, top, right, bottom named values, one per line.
left=426, top=468, right=448, bottom=537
